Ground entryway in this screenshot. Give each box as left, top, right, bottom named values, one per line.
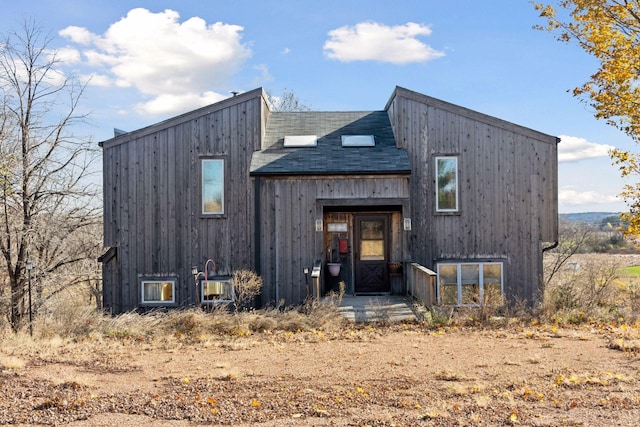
left=354, top=214, right=390, bottom=293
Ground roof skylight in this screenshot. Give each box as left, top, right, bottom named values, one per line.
left=341, top=135, right=375, bottom=147
left=284, top=135, right=317, bottom=147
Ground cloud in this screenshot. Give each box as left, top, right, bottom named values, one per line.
left=323, top=21, right=445, bottom=64
left=135, top=91, right=227, bottom=116
left=558, top=135, right=615, bottom=162
left=59, top=8, right=252, bottom=115
left=252, top=64, right=273, bottom=86
left=559, top=187, right=620, bottom=207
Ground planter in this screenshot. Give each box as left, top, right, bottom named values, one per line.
left=327, top=263, right=341, bottom=277
left=388, top=262, right=403, bottom=275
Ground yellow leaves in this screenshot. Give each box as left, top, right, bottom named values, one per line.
left=251, top=399, right=261, bottom=407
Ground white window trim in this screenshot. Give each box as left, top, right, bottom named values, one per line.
left=436, top=262, right=503, bottom=306
left=141, top=279, right=176, bottom=305
left=201, top=278, right=235, bottom=304
left=435, top=156, right=459, bottom=212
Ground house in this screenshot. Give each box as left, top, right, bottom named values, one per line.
left=99, top=86, right=558, bottom=313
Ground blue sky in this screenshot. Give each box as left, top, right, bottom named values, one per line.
left=2, top=0, right=634, bottom=213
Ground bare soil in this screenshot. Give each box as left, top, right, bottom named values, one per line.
left=1, top=323, right=639, bottom=426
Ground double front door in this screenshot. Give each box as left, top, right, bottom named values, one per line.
left=354, top=214, right=390, bottom=293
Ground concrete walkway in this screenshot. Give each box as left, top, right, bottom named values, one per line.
left=336, top=295, right=420, bottom=323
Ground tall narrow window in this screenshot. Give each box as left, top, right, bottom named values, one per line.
left=435, top=156, right=458, bottom=212
left=202, top=159, right=224, bottom=215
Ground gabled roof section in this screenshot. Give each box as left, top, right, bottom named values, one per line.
left=387, top=86, right=559, bottom=145
left=100, top=88, right=265, bottom=149
left=250, top=111, right=410, bottom=176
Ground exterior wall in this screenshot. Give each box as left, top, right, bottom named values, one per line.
left=255, top=175, right=410, bottom=306
left=386, top=87, right=558, bottom=304
left=101, top=90, right=265, bottom=313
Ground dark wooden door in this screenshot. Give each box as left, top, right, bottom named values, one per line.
left=354, top=215, right=389, bottom=293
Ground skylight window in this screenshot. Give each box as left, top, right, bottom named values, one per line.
left=284, top=135, right=317, bottom=147
left=341, top=135, right=375, bottom=147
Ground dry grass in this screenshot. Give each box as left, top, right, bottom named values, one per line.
left=23, top=296, right=347, bottom=343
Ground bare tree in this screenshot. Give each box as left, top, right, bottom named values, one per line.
left=265, top=88, right=311, bottom=112
left=0, top=21, right=101, bottom=331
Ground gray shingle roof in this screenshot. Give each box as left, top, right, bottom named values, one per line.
left=250, top=111, right=410, bottom=176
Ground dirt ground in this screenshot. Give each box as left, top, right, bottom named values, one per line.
left=1, top=323, right=639, bottom=427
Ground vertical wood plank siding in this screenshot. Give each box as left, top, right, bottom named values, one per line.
left=386, top=88, right=558, bottom=304
left=101, top=90, right=264, bottom=312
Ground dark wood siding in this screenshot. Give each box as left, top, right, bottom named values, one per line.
left=256, top=175, right=410, bottom=305
left=101, top=90, right=265, bottom=312
left=387, top=87, right=558, bottom=304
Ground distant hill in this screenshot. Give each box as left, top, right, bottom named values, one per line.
left=559, top=212, right=621, bottom=225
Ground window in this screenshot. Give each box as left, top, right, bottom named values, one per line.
left=435, top=156, right=458, bottom=212
left=201, top=278, right=234, bottom=303
left=202, top=159, right=224, bottom=215
left=284, top=135, right=317, bottom=147
left=436, top=262, right=503, bottom=306
left=341, top=135, right=375, bottom=147
left=141, top=280, right=175, bottom=304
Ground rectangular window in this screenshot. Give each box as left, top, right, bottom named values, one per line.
left=201, top=278, right=234, bottom=303
left=435, top=156, right=458, bottom=212
left=202, top=159, right=224, bottom=215
left=436, top=262, right=503, bottom=306
left=141, top=280, right=175, bottom=304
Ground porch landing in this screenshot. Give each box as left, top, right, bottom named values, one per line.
left=335, top=295, right=420, bottom=323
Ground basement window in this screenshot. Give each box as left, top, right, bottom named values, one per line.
left=201, top=278, right=234, bottom=303
left=141, top=280, right=175, bottom=305
left=436, top=262, right=503, bottom=306
left=341, top=135, right=375, bottom=147
left=284, top=135, right=317, bottom=147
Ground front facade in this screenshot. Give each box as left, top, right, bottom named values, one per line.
left=99, top=87, right=558, bottom=313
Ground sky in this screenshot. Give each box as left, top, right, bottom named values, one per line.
left=1, top=0, right=634, bottom=214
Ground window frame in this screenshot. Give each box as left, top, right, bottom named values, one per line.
left=140, top=279, right=176, bottom=305
left=201, top=277, right=235, bottom=304
left=201, top=157, right=226, bottom=217
left=436, top=262, right=503, bottom=306
left=435, top=156, right=459, bottom=213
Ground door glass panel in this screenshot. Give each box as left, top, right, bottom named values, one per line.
left=359, top=219, right=384, bottom=260
left=360, top=220, right=383, bottom=239
left=360, top=240, right=384, bottom=260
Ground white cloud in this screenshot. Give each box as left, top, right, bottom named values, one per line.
left=59, top=26, right=97, bottom=45
left=135, top=91, right=228, bottom=116
left=59, top=8, right=252, bottom=115
left=559, top=188, right=620, bottom=207
left=558, top=135, right=615, bottom=162
left=81, top=73, right=114, bottom=87
left=54, top=47, right=82, bottom=64
left=281, top=47, right=291, bottom=55
left=252, top=64, right=273, bottom=86
left=323, top=21, right=445, bottom=64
